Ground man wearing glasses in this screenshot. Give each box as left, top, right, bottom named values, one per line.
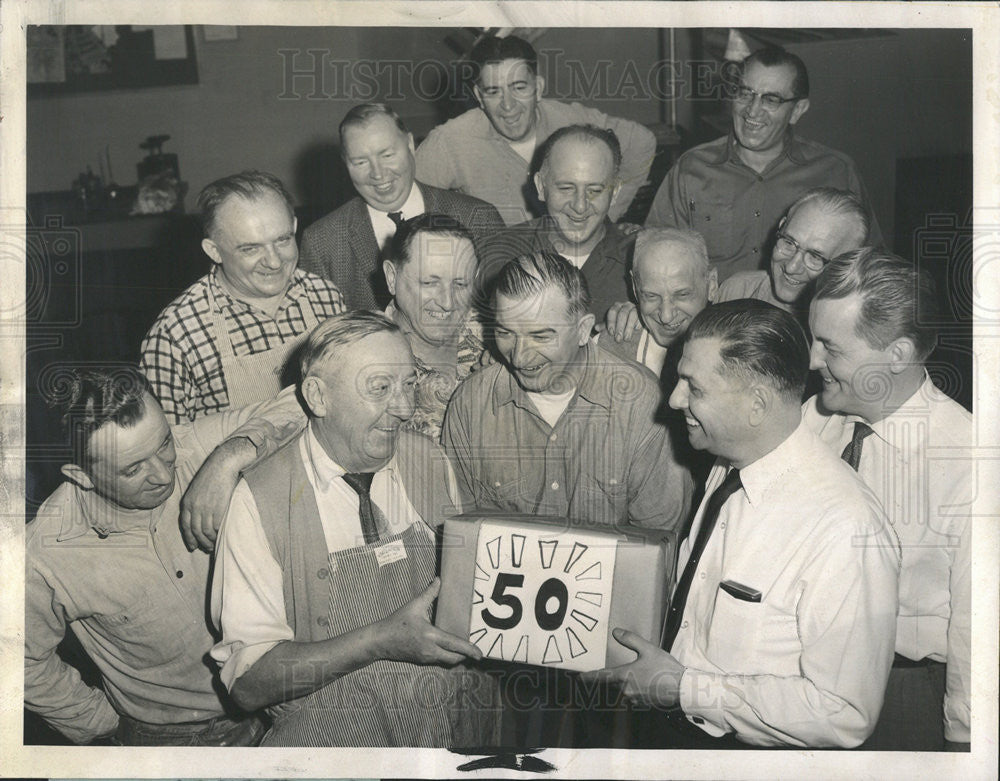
left=645, top=47, right=881, bottom=282
left=716, top=187, right=871, bottom=322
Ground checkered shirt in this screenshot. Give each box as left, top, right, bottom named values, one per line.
left=140, top=268, right=344, bottom=423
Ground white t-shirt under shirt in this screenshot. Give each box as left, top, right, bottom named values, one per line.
left=525, top=387, right=576, bottom=428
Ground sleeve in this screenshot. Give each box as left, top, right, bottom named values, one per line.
left=24, top=557, right=120, bottom=744
left=643, top=158, right=691, bottom=229
left=441, top=388, right=479, bottom=510
left=140, top=322, right=194, bottom=425
left=415, top=128, right=460, bottom=192
left=209, top=479, right=295, bottom=691
left=944, top=512, right=971, bottom=742
left=625, top=394, right=694, bottom=531
left=179, top=384, right=307, bottom=465
left=679, top=513, right=900, bottom=748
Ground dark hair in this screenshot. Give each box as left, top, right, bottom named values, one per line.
left=685, top=299, right=810, bottom=400
left=338, top=103, right=410, bottom=150
left=47, top=366, right=151, bottom=466
left=813, top=247, right=938, bottom=361
left=384, top=213, right=476, bottom=269
left=743, top=46, right=810, bottom=99
left=785, top=187, right=870, bottom=245
left=469, top=34, right=538, bottom=81
left=300, top=310, right=401, bottom=379
left=538, top=124, right=622, bottom=178
left=197, top=170, right=295, bottom=237
left=492, top=250, right=591, bottom=319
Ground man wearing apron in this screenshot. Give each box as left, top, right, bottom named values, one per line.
left=211, top=311, right=501, bottom=747
left=141, top=170, right=344, bottom=424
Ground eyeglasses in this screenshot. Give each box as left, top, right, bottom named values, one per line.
left=774, top=231, right=831, bottom=271
left=731, top=84, right=801, bottom=111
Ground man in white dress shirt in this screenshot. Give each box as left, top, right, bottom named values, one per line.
left=585, top=299, right=900, bottom=748
left=805, top=248, right=971, bottom=750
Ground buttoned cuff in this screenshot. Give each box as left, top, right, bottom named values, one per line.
left=679, top=667, right=731, bottom=737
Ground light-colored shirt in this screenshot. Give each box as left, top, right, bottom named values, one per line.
left=366, top=185, right=426, bottom=250
left=671, top=420, right=900, bottom=748
left=415, top=98, right=657, bottom=226
left=24, top=395, right=304, bottom=743
left=801, top=375, right=972, bottom=742
left=210, top=426, right=441, bottom=690
left=716, top=270, right=795, bottom=313
left=443, top=341, right=692, bottom=530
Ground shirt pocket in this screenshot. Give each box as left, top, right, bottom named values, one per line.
left=706, top=586, right=801, bottom=676
left=88, top=592, right=190, bottom=670
left=574, top=474, right=628, bottom=526
left=473, top=472, right=535, bottom=512
left=690, top=197, right=736, bottom=260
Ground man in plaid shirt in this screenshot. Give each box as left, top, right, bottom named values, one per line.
left=141, top=171, right=344, bottom=423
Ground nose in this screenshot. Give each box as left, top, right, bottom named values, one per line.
left=509, top=337, right=535, bottom=368
left=571, top=189, right=588, bottom=215
left=784, top=249, right=806, bottom=274
left=667, top=379, right=688, bottom=411
left=261, top=244, right=283, bottom=269
left=147, top=456, right=173, bottom=487
left=499, top=88, right=514, bottom=111
left=388, top=381, right=415, bottom=420
left=808, top=340, right=825, bottom=372
left=436, top=284, right=454, bottom=312
left=658, top=298, right=677, bottom=325
left=370, top=158, right=385, bottom=181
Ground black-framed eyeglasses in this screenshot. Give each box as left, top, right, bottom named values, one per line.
left=731, top=84, right=801, bottom=111
left=774, top=231, right=830, bottom=271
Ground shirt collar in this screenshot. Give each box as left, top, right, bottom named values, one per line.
left=208, top=266, right=304, bottom=313
left=303, top=425, right=397, bottom=490
left=492, top=341, right=613, bottom=414
left=365, top=182, right=425, bottom=225
left=733, top=417, right=811, bottom=508
left=56, top=485, right=158, bottom=542
left=711, top=129, right=806, bottom=168
left=864, top=371, right=937, bottom=452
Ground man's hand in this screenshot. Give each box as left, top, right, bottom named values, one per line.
left=604, top=301, right=642, bottom=343
left=580, top=627, right=685, bottom=708
left=373, top=578, right=484, bottom=666
left=180, top=437, right=254, bottom=552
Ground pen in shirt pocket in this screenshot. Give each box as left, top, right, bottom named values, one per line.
left=689, top=198, right=696, bottom=215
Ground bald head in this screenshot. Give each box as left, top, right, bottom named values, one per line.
left=631, top=228, right=717, bottom=347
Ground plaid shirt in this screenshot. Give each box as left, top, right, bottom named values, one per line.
left=140, top=268, right=344, bottom=423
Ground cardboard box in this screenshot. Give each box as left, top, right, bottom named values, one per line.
left=436, top=513, right=675, bottom=672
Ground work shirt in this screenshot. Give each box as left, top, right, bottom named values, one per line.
left=416, top=98, right=656, bottom=226
left=442, top=341, right=692, bottom=530
left=671, top=421, right=900, bottom=748
left=802, top=375, right=972, bottom=742
left=24, top=397, right=303, bottom=744
left=645, top=132, right=881, bottom=282
left=141, top=268, right=344, bottom=423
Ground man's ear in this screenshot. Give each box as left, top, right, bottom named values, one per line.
left=472, top=83, right=485, bottom=109
left=887, top=337, right=917, bottom=374
left=706, top=267, right=719, bottom=303
left=301, top=375, right=328, bottom=418
left=202, top=238, right=222, bottom=265
left=534, top=74, right=546, bottom=97
left=789, top=98, right=810, bottom=126
left=383, top=260, right=398, bottom=296
left=61, top=464, right=94, bottom=491
left=747, top=383, right=771, bottom=427
left=534, top=170, right=546, bottom=203
left=577, top=312, right=597, bottom=345
left=406, top=132, right=416, bottom=155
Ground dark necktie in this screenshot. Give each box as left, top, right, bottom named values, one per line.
left=341, top=472, right=381, bottom=545
left=387, top=211, right=404, bottom=228
left=661, top=468, right=743, bottom=652
left=840, top=421, right=875, bottom=471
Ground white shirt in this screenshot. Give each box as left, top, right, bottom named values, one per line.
left=671, top=420, right=901, bottom=748
left=802, top=375, right=972, bottom=742
left=366, top=185, right=426, bottom=249
left=210, top=427, right=431, bottom=690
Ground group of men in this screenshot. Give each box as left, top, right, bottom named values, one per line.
left=26, top=33, right=970, bottom=753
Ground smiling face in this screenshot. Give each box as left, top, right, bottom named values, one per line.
left=79, top=394, right=177, bottom=510
left=342, top=113, right=416, bottom=213
left=202, top=190, right=298, bottom=303
left=632, top=244, right=717, bottom=348
left=385, top=232, right=477, bottom=348
left=474, top=58, right=544, bottom=142
left=535, top=136, right=619, bottom=255
left=808, top=293, right=894, bottom=420
left=770, top=202, right=866, bottom=305
left=308, top=330, right=417, bottom=472
left=731, top=60, right=809, bottom=164
left=668, top=337, right=753, bottom=461
left=494, top=283, right=594, bottom=395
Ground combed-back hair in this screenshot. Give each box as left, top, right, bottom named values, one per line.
left=47, top=366, right=151, bottom=466
left=742, top=46, right=810, bottom=98
left=300, top=310, right=401, bottom=379
left=685, top=299, right=810, bottom=400
left=197, top=170, right=294, bottom=237
left=813, top=247, right=938, bottom=361
left=338, top=103, right=409, bottom=149
left=785, top=187, right=871, bottom=245
left=384, top=213, right=476, bottom=269
left=469, top=34, right=538, bottom=80
left=538, top=124, right=622, bottom=178
left=492, top=250, right=591, bottom=319
left=634, top=227, right=710, bottom=278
